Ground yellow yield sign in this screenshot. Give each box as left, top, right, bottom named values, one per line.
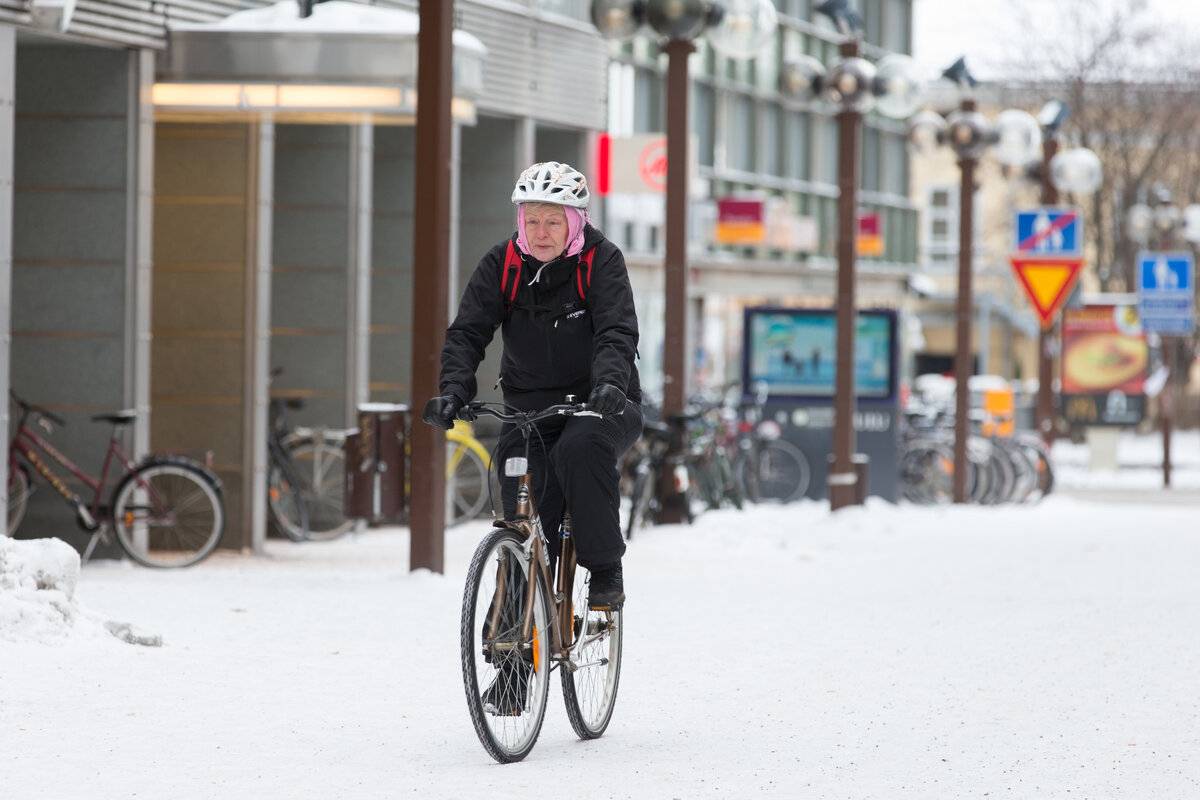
left=1009, top=256, right=1084, bottom=329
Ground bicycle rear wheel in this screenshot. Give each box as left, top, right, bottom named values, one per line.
left=286, top=437, right=354, bottom=541
left=6, top=463, right=31, bottom=536
left=561, top=563, right=623, bottom=740
left=461, top=526, right=551, bottom=763
left=112, top=462, right=225, bottom=568
left=267, top=452, right=309, bottom=542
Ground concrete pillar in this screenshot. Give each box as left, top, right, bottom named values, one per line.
left=246, top=121, right=274, bottom=553
left=127, top=49, right=155, bottom=459
left=347, top=123, right=373, bottom=422
left=0, top=27, right=13, bottom=519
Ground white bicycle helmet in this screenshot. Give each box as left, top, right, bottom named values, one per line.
left=511, top=161, right=590, bottom=208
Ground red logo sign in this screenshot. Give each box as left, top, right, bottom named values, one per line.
left=637, top=139, right=668, bottom=192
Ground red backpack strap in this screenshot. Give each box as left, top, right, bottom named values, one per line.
left=575, top=247, right=596, bottom=301
left=501, top=240, right=522, bottom=305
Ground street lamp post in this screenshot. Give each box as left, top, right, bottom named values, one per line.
left=909, top=64, right=1044, bottom=503
left=1032, top=103, right=1103, bottom=447
left=779, top=7, right=923, bottom=509
left=592, top=0, right=777, bottom=522
left=1126, top=187, right=1200, bottom=488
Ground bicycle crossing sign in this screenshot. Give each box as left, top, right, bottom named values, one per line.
left=1014, top=206, right=1083, bottom=257
left=1137, top=251, right=1194, bottom=335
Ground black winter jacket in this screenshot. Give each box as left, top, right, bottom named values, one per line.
left=439, top=224, right=642, bottom=412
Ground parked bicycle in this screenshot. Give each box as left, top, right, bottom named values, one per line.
left=623, top=417, right=693, bottom=539
left=732, top=386, right=811, bottom=504
left=6, top=391, right=225, bottom=568
left=267, top=393, right=357, bottom=542
left=457, top=399, right=622, bottom=763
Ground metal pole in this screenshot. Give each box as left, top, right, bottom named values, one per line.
left=657, top=38, right=694, bottom=524
left=1163, top=337, right=1174, bottom=487
left=410, top=0, right=454, bottom=573
left=953, top=101, right=978, bottom=504
left=829, top=38, right=862, bottom=511
left=1037, top=136, right=1059, bottom=446
left=1158, top=224, right=1174, bottom=488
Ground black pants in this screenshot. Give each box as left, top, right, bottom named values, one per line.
left=499, top=400, right=643, bottom=570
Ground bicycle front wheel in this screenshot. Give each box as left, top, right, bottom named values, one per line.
left=286, top=437, right=354, bottom=541
left=748, top=440, right=811, bottom=503
left=6, top=463, right=31, bottom=536
left=112, top=462, right=225, bottom=568
left=461, top=527, right=552, bottom=763
left=561, top=564, right=623, bottom=740
left=447, top=439, right=489, bottom=526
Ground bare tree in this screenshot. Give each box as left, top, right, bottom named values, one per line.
left=994, top=0, right=1200, bottom=291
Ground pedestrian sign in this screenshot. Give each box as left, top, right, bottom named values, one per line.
left=1009, top=255, right=1084, bottom=329
left=1014, top=206, right=1082, bottom=257
left=1137, top=251, right=1194, bottom=335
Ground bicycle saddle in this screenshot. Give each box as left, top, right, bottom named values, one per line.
left=92, top=410, right=138, bottom=425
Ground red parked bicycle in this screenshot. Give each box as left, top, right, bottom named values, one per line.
left=6, top=391, right=226, bottom=568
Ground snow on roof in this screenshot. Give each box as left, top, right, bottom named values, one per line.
left=169, top=0, right=486, bottom=54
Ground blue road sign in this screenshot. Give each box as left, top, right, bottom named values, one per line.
left=1014, top=206, right=1082, bottom=256
left=1138, top=251, right=1194, bottom=335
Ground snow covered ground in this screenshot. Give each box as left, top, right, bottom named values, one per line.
left=2, top=432, right=1198, bottom=798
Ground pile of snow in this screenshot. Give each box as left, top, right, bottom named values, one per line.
left=0, top=536, right=160, bottom=646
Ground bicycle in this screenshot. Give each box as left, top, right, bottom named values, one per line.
left=267, top=394, right=359, bottom=541
left=267, top=395, right=310, bottom=542
left=455, top=399, right=622, bottom=763
left=623, top=415, right=696, bottom=538
left=6, top=391, right=225, bottom=568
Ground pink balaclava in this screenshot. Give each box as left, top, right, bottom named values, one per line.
left=516, top=204, right=590, bottom=261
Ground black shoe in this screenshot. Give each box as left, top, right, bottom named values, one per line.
left=480, top=662, right=530, bottom=717
left=588, top=562, right=625, bottom=610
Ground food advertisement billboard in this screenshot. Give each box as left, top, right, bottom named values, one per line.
left=1060, top=303, right=1147, bottom=426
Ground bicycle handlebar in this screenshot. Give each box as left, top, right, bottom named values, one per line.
left=460, top=400, right=599, bottom=429
left=9, top=389, right=67, bottom=428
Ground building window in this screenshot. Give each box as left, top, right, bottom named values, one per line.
left=882, top=132, right=907, bottom=195
left=784, top=111, right=810, bottom=181
left=693, top=83, right=715, bottom=168
left=729, top=93, right=756, bottom=172
left=762, top=103, right=781, bottom=177
left=633, top=67, right=662, bottom=133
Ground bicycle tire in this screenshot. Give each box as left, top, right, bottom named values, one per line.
left=561, top=563, right=623, bottom=740
left=899, top=441, right=954, bottom=505
left=747, top=440, right=811, bottom=503
left=267, top=449, right=310, bottom=542
left=447, top=439, right=489, bottom=526
left=112, top=462, right=225, bottom=568
left=460, top=526, right=552, bottom=763
left=6, top=463, right=31, bottom=536
left=284, top=437, right=354, bottom=541
left=624, top=462, right=657, bottom=540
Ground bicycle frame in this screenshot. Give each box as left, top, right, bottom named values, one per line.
left=7, top=405, right=184, bottom=542
left=476, top=403, right=610, bottom=672
left=9, top=419, right=137, bottom=529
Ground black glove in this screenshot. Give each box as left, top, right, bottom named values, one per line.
left=422, top=395, right=463, bottom=430
left=587, top=384, right=627, bottom=416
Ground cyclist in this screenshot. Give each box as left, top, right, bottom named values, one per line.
left=422, top=161, right=643, bottom=613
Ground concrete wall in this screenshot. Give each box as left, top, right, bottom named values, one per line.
left=10, top=46, right=134, bottom=552
left=271, top=124, right=353, bottom=426
left=152, top=121, right=253, bottom=548
left=369, top=125, right=416, bottom=405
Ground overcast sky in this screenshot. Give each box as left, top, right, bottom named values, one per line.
left=911, top=0, right=1200, bottom=80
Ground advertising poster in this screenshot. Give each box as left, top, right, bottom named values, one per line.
left=1060, top=303, right=1147, bottom=426
left=743, top=309, right=896, bottom=402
